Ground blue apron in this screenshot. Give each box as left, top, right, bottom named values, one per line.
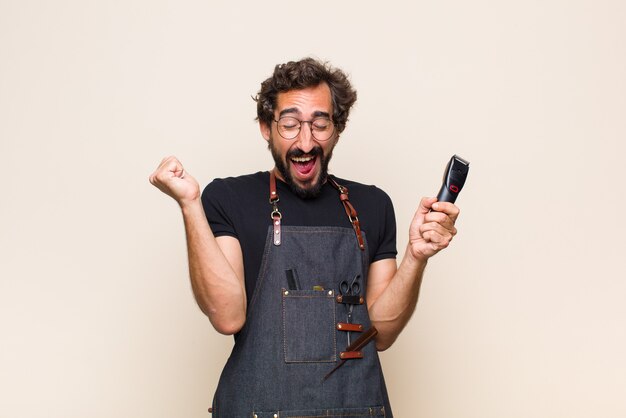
left=210, top=173, right=393, bottom=417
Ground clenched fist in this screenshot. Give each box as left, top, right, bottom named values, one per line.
left=407, top=197, right=460, bottom=261
left=149, top=156, right=200, bottom=207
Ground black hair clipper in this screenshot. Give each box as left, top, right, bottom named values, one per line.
left=436, top=155, right=469, bottom=204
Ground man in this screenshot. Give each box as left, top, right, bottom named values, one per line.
left=149, top=58, right=459, bottom=417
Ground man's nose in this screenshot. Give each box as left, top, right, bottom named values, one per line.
left=295, top=122, right=316, bottom=153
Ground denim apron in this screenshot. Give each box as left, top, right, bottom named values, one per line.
left=211, top=173, right=393, bottom=417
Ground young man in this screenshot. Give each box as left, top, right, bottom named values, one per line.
left=149, top=58, right=459, bottom=417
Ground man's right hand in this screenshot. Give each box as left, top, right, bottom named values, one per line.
left=149, top=156, right=200, bottom=207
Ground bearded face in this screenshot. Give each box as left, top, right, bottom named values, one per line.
left=269, top=134, right=334, bottom=199
left=261, top=84, right=339, bottom=199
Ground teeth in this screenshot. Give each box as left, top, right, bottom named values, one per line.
left=291, top=156, right=314, bottom=163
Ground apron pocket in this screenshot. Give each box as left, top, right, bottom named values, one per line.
left=253, top=406, right=386, bottom=417
left=282, top=288, right=336, bottom=363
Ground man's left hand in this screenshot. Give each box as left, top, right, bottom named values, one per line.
left=408, top=197, right=460, bottom=262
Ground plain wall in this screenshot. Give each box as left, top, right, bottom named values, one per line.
left=1, top=1, right=625, bottom=417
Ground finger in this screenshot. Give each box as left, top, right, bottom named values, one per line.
left=148, top=169, right=162, bottom=184
left=420, top=197, right=437, bottom=212
left=431, top=201, right=460, bottom=221
left=171, top=162, right=185, bottom=179
left=424, top=213, right=456, bottom=232
left=425, top=232, right=450, bottom=249
left=157, top=158, right=184, bottom=180
left=156, top=155, right=179, bottom=171
left=424, top=211, right=448, bottom=224
left=151, top=156, right=176, bottom=181
left=420, top=222, right=455, bottom=241
left=420, top=228, right=452, bottom=249
left=155, top=155, right=173, bottom=170
left=413, top=197, right=438, bottom=225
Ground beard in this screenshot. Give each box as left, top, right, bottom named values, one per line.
left=269, top=136, right=333, bottom=199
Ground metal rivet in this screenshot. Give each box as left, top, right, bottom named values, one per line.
left=275, top=240, right=280, bottom=244
left=275, top=230, right=279, bottom=234
left=338, top=324, right=342, bottom=329
left=328, top=290, right=333, bottom=296
left=274, top=221, right=279, bottom=225
left=274, top=414, right=278, bottom=418
left=271, top=191, right=276, bottom=195
left=284, top=291, right=289, bottom=296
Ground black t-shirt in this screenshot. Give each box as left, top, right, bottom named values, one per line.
left=201, top=171, right=397, bottom=302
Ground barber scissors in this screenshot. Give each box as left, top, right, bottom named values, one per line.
left=339, top=274, right=361, bottom=345
left=339, top=274, right=361, bottom=299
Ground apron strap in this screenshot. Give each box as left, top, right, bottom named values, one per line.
left=327, top=176, right=366, bottom=251
left=268, top=170, right=365, bottom=251
left=269, top=170, right=282, bottom=246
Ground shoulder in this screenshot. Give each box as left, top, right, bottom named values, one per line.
left=201, top=171, right=270, bottom=236
left=331, top=175, right=397, bottom=261
left=202, top=171, right=269, bottom=200
left=203, top=171, right=268, bottom=197
left=331, top=175, right=393, bottom=207
left=201, top=171, right=269, bottom=218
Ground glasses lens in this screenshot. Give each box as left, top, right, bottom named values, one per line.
left=311, top=118, right=333, bottom=141
left=277, top=117, right=300, bottom=139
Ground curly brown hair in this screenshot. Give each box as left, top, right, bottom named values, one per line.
left=255, top=58, right=357, bottom=134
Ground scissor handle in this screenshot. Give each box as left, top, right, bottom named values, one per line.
left=340, top=275, right=361, bottom=295
left=350, top=281, right=360, bottom=294
left=339, top=280, right=351, bottom=295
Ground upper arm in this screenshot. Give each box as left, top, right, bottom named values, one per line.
left=366, top=258, right=397, bottom=310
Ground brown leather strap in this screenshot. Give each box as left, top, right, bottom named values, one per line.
left=339, top=351, right=363, bottom=359
left=268, top=171, right=365, bottom=251
left=269, top=170, right=282, bottom=246
left=336, top=322, right=363, bottom=332
left=335, top=294, right=364, bottom=305
left=346, top=326, right=378, bottom=352
left=269, top=170, right=278, bottom=203
left=327, top=176, right=365, bottom=251
left=324, top=326, right=378, bottom=380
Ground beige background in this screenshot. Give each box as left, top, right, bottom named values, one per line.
left=1, top=0, right=625, bottom=417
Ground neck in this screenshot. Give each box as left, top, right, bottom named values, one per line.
left=271, top=167, right=285, bottom=182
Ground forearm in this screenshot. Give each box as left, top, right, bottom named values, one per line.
left=180, top=199, right=246, bottom=335
left=368, top=245, right=427, bottom=351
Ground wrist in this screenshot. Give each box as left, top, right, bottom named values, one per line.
left=404, top=243, right=429, bottom=268
left=179, top=195, right=202, bottom=213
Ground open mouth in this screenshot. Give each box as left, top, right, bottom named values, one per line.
left=290, top=155, right=317, bottom=177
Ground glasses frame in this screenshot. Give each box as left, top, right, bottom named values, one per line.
left=273, top=116, right=335, bottom=141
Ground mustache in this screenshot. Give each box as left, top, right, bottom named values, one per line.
left=287, top=146, right=323, bottom=159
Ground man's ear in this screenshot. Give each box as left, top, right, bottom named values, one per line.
left=259, top=121, right=271, bottom=142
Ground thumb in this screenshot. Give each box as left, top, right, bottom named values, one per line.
left=413, top=197, right=437, bottom=225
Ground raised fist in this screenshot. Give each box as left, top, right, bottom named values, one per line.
left=149, top=156, right=200, bottom=206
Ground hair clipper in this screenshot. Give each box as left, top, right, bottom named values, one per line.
left=436, top=155, right=469, bottom=204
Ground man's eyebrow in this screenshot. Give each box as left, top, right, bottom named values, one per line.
left=278, top=108, right=331, bottom=119
left=278, top=107, right=300, bottom=117
left=312, top=111, right=331, bottom=119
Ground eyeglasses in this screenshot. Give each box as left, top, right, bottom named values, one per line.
left=273, top=116, right=335, bottom=141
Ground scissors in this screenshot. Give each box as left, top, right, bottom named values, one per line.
left=339, top=274, right=361, bottom=345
